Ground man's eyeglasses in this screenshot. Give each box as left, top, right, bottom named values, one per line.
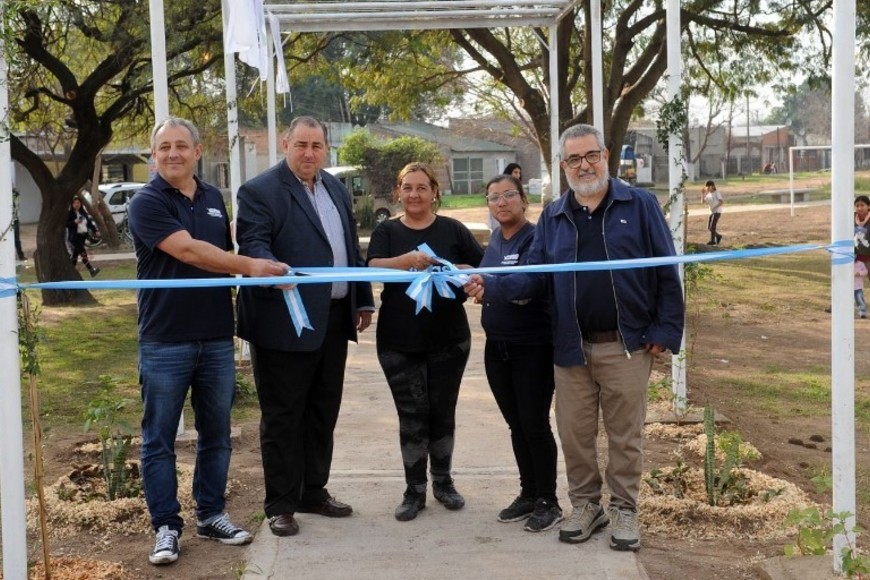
left=486, top=190, right=521, bottom=204
left=563, top=150, right=603, bottom=169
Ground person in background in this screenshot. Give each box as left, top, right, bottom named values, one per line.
left=855, top=259, right=868, bottom=319
left=128, top=117, right=288, bottom=566
left=235, top=116, right=374, bottom=538
left=66, top=195, right=100, bottom=277
left=703, top=180, right=723, bottom=245
left=13, top=188, right=25, bottom=261
left=466, top=174, right=560, bottom=533
left=465, top=124, right=684, bottom=552
left=855, top=195, right=870, bottom=264
left=367, top=162, right=484, bottom=522
left=504, top=163, right=522, bottom=181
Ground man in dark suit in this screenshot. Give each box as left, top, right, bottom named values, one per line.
left=235, top=116, right=374, bottom=537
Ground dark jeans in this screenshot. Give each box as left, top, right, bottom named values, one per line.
left=139, top=339, right=236, bottom=532
left=250, top=301, right=349, bottom=517
left=707, top=213, right=721, bottom=240
left=377, top=339, right=471, bottom=490
left=485, top=340, right=558, bottom=501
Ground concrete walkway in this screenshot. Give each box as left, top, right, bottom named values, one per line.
left=240, top=309, right=649, bottom=580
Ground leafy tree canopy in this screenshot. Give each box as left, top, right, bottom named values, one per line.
left=284, top=0, right=833, bottom=176
left=337, top=129, right=442, bottom=197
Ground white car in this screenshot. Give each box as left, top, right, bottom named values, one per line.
left=84, top=182, right=145, bottom=226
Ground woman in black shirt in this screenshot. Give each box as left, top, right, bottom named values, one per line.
left=367, top=162, right=483, bottom=521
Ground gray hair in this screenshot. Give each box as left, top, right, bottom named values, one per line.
left=151, top=117, right=202, bottom=149
left=559, top=124, right=606, bottom=159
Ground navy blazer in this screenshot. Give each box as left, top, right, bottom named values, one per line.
left=235, top=161, right=374, bottom=352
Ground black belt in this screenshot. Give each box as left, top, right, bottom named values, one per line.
left=583, top=330, right=620, bottom=344
left=330, top=297, right=347, bottom=309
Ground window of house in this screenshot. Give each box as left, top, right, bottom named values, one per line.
left=452, top=157, right=484, bottom=195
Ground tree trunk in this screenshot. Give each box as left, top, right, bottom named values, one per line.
left=35, top=189, right=97, bottom=306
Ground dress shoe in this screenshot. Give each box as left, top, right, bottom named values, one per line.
left=268, top=513, right=299, bottom=537
left=297, top=496, right=353, bottom=518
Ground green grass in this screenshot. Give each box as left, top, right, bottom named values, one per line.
left=440, top=193, right=543, bottom=209
left=16, top=263, right=260, bottom=430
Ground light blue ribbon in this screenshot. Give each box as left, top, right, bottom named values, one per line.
left=404, top=243, right=470, bottom=313
left=283, top=287, right=313, bottom=336
left=5, top=241, right=856, bottom=334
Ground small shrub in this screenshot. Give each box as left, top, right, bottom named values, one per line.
left=82, top=376, right=138, bottom=500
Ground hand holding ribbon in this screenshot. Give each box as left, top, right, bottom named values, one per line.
left=405, top=243, right=470, bottom=313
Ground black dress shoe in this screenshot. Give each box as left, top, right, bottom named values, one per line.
left=297, top=496, right=353, bottom=518
left=268, top=513, right=299, bottom=536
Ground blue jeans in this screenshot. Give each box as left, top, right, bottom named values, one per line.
left=139, top=339, right=236, bottom=532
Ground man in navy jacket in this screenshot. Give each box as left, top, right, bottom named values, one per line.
left=467, top=123, right=684, bottom=552
left=235, top=116, right=374, bottom=538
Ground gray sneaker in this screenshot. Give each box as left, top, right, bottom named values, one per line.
left=608, top=506, right=641, bottom=551
left=558, top=502, right=609, bottom=544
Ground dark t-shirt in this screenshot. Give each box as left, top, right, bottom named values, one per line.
left=569, top=192, right=619, bottom=333
left=480, top=222, right=551, bottom=343
left=128, top=174, right=234, bottom=342
left=367, top=215, right=484, bottom=352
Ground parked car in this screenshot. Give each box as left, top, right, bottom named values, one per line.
left=94, top=182, right=145, bottom=226
left=324, top=166, right=396, bottom=224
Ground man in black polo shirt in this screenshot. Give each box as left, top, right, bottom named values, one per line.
left=128, top=117, right=288, bottom=566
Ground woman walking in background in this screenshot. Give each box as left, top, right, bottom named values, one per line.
left=703, top=180, right=724, bottom=245
left=66, top=195, right=100, bottom=277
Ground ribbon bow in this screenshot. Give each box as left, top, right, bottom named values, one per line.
left=405, top=243, right=469, bottom=313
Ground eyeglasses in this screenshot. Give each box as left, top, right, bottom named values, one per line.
left=563, top=150, right=603, bottom=169
left=486, top=190, right=521, bottom=204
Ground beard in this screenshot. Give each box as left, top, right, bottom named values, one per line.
left=566, top=171, right=609, bottom=198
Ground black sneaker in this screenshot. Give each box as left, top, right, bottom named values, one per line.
left=196, top=513, right=252, bottom=545
left=149, top=525, right=180, bottom=565
left=395, top=489, right=426, bottom=521
left=432, top=479, right=465, bottom=510
left=524, top=498, right=563, bottom=532
left=497, top=496, right=536, bottom=522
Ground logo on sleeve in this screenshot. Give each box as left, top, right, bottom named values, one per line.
left=207, top=207, right=224, bottom=218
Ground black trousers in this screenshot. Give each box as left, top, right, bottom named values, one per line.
left=377, top=339, right=471, bottom=490
left=707, top=213, right=722, bottom=240
left=485, top=340, right=558, bottom=501
left=250, top=300, right=349, bottom=517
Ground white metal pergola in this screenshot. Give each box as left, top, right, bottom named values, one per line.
left=0, top=0, right=859, bottom=577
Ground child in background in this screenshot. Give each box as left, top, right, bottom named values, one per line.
left=856, top=259, right=868, bottom=319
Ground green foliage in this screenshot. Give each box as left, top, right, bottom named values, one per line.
left=235, top=372, right=256, bottom=401
left=82, top=375, right=138, bottom=501
left=785, top=509, right=870, bottom=578
left=704, top=404, right=717, bottom=505
left=18, top=292, right=41, bottom=377
left=644, top=455, right=690, bottom=499
left=336, top=130, right=442, bottom=199
left=353, top=193, right=378, bottom=231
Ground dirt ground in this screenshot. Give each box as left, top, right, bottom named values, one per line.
left=11, top=192, right=862, bottom=579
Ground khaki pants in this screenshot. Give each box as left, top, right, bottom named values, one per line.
left=554, top=341, right=653, bottom=511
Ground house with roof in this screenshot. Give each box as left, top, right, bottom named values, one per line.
left=369, top=120, right=519, bottom=195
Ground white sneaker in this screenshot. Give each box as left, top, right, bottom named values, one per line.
left=149, top=525, right=180, bottom=565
